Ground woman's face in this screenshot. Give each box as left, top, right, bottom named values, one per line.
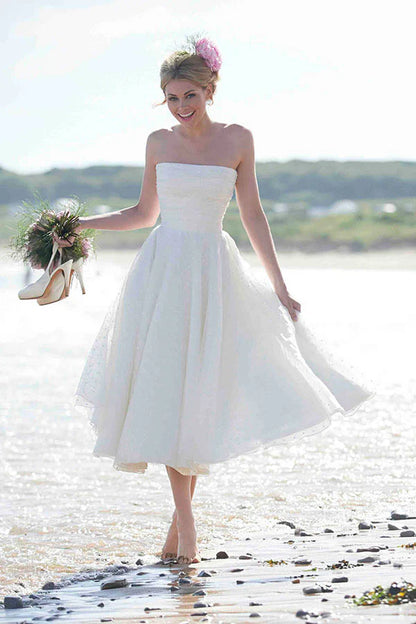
left=165, top=79, right=211, bottom=127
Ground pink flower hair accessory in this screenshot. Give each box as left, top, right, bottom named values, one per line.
left=195, top=38, right=222, bottom=72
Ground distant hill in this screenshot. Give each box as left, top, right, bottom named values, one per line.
left=2, top=160, right=416, bottom=205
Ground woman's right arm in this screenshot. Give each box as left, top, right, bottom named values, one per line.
left=75, top=133, right=160, bottom=233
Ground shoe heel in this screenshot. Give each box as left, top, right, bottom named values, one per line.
left=72, top=258, right=86, bottom=294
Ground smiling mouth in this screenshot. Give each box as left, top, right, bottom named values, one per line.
left=178, top=111, right=195, bottom=119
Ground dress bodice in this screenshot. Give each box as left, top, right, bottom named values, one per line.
left=156, top=162, right=238, bottom=233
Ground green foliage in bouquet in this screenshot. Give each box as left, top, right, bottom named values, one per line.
left=9, top=192, right=95, bottom=270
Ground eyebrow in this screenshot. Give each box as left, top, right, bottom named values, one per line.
left=167, top=90, right=195, bottom=96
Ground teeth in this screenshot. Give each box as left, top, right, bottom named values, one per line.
left=179, top=112, right=193, bottom=118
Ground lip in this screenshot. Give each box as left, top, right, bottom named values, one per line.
left=178, top=111, right=195, bottom=121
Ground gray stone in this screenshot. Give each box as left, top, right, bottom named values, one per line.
left=357, top=556, right=378, bottom=563
left=358, top=521, right=374, bottom=530
left=193, top=589, right=207, bottom=596
left=400, top=530, right=415, bottom=537
left=249, top=613, right=261, bottom=617
left=193, top=601, right=208, bottom=608
left=216, top=551, right=229, bottom=559
left=391, top=511, right=408, bottom=520
left=388, top=523, right=399, bottom=530
left=4, top=596, right=24, bottom=609
left=332, top=576, right=348, bottom=583
left=324, top=528, right=334, bottom=533
left=100, top=578, right=128, bottom=590
left=303, top=585, right=323, bottom=594
left=197, top=570, right=212, bottom=577
left=278, top=520, right=296, bottom=529
left=294, top=558, right=312, bottom=565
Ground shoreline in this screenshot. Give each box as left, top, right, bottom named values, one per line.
left=1, top=512, right=415, bottom=623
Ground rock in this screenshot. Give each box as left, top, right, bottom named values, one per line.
left=388, top=523, right=399, bottom=530
left=236, top=579, right=245, bottom=584
left=193, top=589, right=207, bottom=596
left=178, top=578, right=191, bottom=585
left=332, top=576, right=348, bottom=583
left=97, top=602, right=105, bottom=607
left=216, top=551, right=229, bottom=559
left=357, top=556, right=378, bottom=563
left=278, top=520, right=296, bottom=529
left=193, top=601, right=208, bottom=608
left=294, top=558, right=312, bottom=565
left=135, top=558, right=144, bottom=566
left=239, top=554, right=253, bottom=559
left=295, top=608, right=310, bottom=618
left=378, top=560, right=391, bottom=565
left=356, top=546, right=380, bottom=552
left=292, top=578, right=300, bottom=584
left=294, top=528, right=312, bottom=536
left=191, top=611, right=207, bottom=617
left=197, top=570, right=212, bottom=577
left=400, top=530, right=415, bottom=537
left=231, top=567, right=244, bottom=572
left=324, top=528, right=334, bottom=533
left=303, top=585, right=325, bottom=595
left=100, top=578, right=128, bottom=590
left=393, top=562, right=403, bottom=568
left=249, top=601, right=262, bottom=606
left=391, top=511, right=408, bottom=520
left=358, top=521, right=374, bottom=530
left=249, top=613, right=260, bottom=617
left=42, top=581, right=56, bottom=590
left=320, top=612, right=331, bottom=618
left=4, top=596, right=24, bottom=609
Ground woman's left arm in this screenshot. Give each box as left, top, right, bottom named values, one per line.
left=234, top=126, right=301, bottom=322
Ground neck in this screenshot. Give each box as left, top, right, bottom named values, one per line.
left=179, top=113, right=213, bottom=140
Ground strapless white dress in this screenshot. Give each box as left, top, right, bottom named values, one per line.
left=75, top=162, right=373, bottom=476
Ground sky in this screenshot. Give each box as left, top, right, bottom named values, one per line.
left=1, top=0, right=415, bottom=174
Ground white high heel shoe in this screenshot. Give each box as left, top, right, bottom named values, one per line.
left=69, top=257, right=86, bottom=295
left=18, top=242, right=72, bottom=302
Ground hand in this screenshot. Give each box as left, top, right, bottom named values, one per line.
left=275, top=283, right=301, bottom=322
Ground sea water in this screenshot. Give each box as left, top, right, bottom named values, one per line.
left=0, top=247, right=414, bottom=597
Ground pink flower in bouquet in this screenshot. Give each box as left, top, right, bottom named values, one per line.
left=81, top=237, right=92, bottom=258
left=195, top=38, right=222, bottom=72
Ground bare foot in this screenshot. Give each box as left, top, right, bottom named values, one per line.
left=160, top=511, right=178, bottom=560
left=177, top=517, right=201, bottom=564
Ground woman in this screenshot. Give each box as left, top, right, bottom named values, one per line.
left=73, top=35, right=373, bottom=565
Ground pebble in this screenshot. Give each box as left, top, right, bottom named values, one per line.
left=294, top=558, right=312, bottom=565
left=391, top=511, right=408, bottom=520
left=278, top=520, right=296, bottom=529
left=358, top=521, right=374, bottom=530
left=400, top=530, right=415, bottom=537
left=193, top=601, right=208, bottom=608
left=324, top=528, right=334, bottom=533
left=388, top=523, right=399, bottom=530
left=249, top=613, right=260, bottom=617
left=357, top=556, right=378, bottom=563
left=193, top=589, right=207, bottom=596
left=191, top=611, right=207, bottom=617
left=4, top=596, right=24, bottom=609
left=216, top=551, right=229, bottom=559
left=101, top=578, right=128, bottom=590
left=296, top=608, right=310, bottom=618
left=197, top=570, right=212, bottom=577
left=231, top=568, right=245, bottom=572
left=332, top=576, right=349, bottom=583
left=303, top=585, right=323, bottom=595
left=239, top=554, right=253, bottom=559
left=356, top=546, right=380, bottom=552
left=249, top=601, right=262, bottom=606
left=178, top=578, right=191, bottom=585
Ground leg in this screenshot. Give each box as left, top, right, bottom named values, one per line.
left=161, top=472, right=198, bottom=559
left=163, top=467, right=200, bottom=563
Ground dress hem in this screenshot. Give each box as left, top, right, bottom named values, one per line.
left=73, top=390, right=376, bottom=476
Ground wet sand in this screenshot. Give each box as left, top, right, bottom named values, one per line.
left=1, top=512, right=415, bottom=623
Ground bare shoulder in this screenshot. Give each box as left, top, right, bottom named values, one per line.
left=223, top=123, right=252, bottom=142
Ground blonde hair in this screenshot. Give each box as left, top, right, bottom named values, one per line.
left=157, top=34, right=220, bottom=107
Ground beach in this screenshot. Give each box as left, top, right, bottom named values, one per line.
left=1, top=246, right=415, bottom=622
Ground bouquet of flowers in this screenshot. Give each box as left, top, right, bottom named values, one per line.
left=9, top=193, right=94, bottom=270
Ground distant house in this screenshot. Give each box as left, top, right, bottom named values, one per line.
left=308, top=206, right=331, bottom=218
left=329, top=200, right=358, bottom=215
left=373, top=202, right=397, bottom=214
left=271, top=202, right=289, bottom=216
